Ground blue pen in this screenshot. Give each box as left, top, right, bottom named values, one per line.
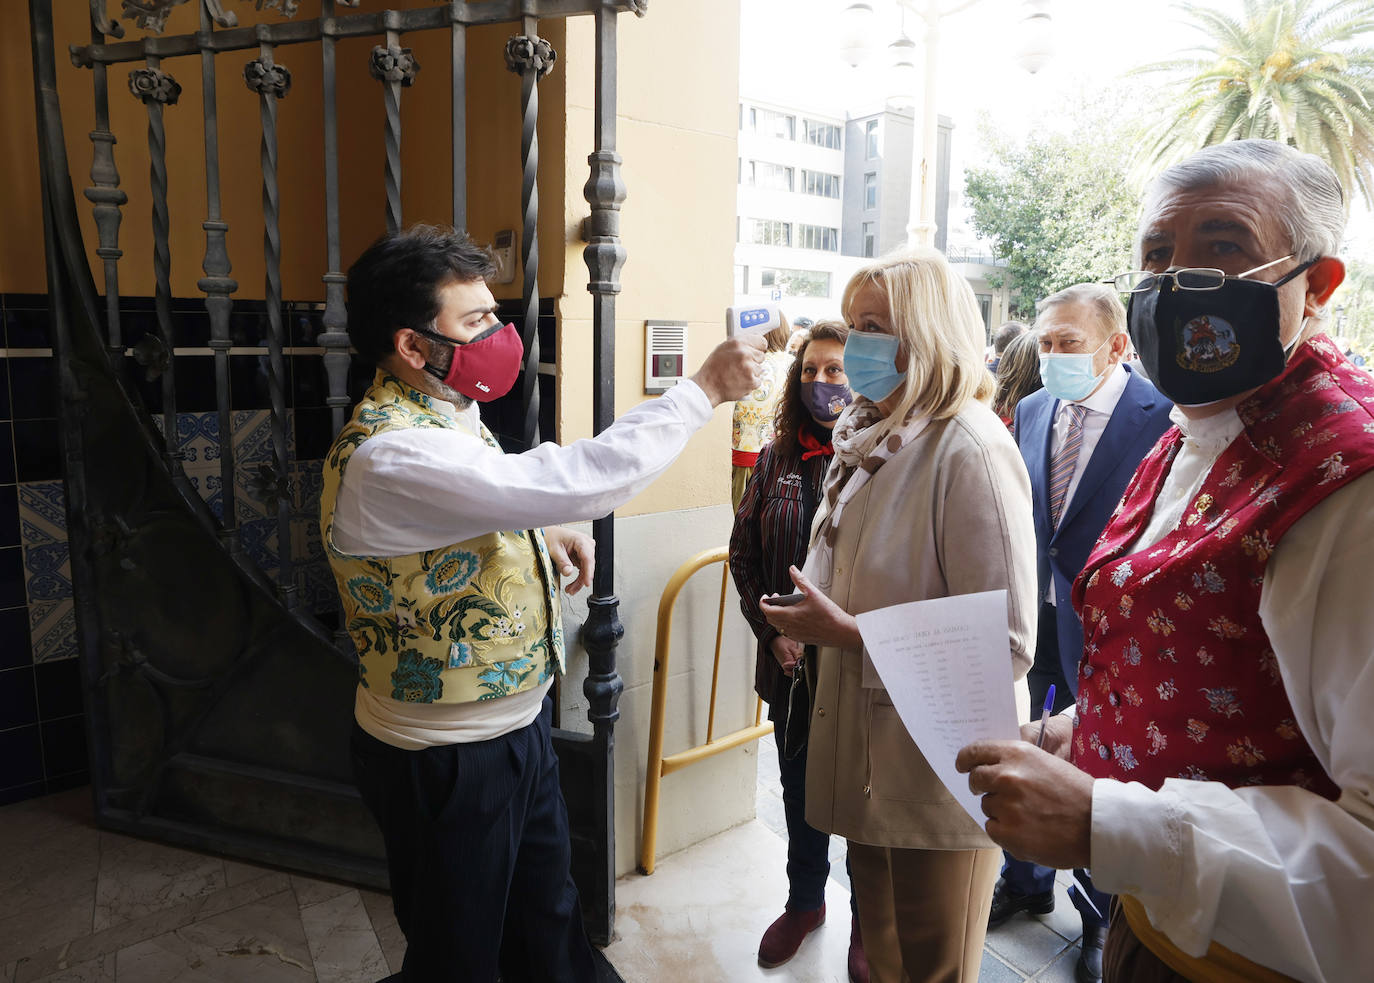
left=1035, top=684, right=1057, bottom=749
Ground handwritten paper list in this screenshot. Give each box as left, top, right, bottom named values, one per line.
left=855, top=590, right=1019, bottom=828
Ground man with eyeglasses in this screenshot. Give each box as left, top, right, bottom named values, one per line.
left=956, top=140, right=1374, bottom=983
left=988, top=284, right=1172, bottom=983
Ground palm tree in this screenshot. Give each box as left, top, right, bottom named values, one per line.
left=1134, top=0, right=1374, bottom=208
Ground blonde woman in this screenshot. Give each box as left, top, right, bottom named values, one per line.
left=763, top=249, right=1037, bottom=982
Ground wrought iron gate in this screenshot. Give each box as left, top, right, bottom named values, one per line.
left=30, top=0, right=641, bottom=948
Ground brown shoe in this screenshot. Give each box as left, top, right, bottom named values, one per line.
left=758, top=903, right=826, bottom=967
left=847, top=914, right=869, bottom=983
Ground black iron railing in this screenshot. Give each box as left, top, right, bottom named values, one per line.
left=35, top=0, right=646, bottom=946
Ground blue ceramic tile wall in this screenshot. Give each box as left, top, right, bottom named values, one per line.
left=0, top=291, right=559, bottom=804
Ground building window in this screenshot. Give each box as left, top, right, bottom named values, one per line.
left=748, top=219, right=792, bottom=247
left=750, top=107, right=796, bottom=141
left=735, top=264, right=749, bottom=294
left=760, top=268, right=831, bottom=298
left=749, top=161, right=794, bottom=192
left=797, top=224, right=839, bottom=252
left=862, top=221, right=875, bottom=258
left=801, top=170, right=841, bottom=199
left=802, top=119, right=841, bottom=149
left=865, top=119, right=879, bottom=159
left=864, top=172, right=877, bottom=210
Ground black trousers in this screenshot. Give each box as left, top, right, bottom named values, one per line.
left=1002, top=603, right=1110, bottom=931
left=350, top=698, right=597, bottom=983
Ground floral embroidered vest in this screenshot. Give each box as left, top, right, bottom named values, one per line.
left=1070, top=336, right=1374, bottom=794
left=319, top=372, right=562, bottom=705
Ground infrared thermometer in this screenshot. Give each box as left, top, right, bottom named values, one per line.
left=727, top=303, right=781, bottom=337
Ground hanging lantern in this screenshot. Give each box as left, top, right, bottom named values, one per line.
left=839, top=2, right=879, bottom=68
left=1016, top=0, right=1054, bottom=74
left=887, top=34, right=918, bottom=106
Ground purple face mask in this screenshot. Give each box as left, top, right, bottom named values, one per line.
left=800, top=380, right=853, bottom=422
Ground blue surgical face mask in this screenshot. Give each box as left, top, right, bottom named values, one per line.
left=1038, top=337, right=1112, bottom=403
left=843, top=331, right=907, bottom=402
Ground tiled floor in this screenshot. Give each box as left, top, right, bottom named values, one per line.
left=0, top=789, right=401, bottom=982
left=0, top=741, right=1086, bottom=982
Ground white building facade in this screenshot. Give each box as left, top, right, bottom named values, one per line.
left=735, top=97, right=1010, bottom=335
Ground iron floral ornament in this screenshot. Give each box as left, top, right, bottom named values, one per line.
left=243, top=60, right=293, bottom=98
left=120, top=0, right=189, bottom=33
left=369, top=45, right=421, bottom=86
left=128, top=67, right=182, bottom=105
left=504, top=36, right=557, bottom=80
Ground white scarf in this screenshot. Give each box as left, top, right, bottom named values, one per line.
left=803, top=398, right=930, bottom=593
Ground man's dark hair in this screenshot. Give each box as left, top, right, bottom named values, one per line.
left=993, top=321, right=1028, bottom=355
left=346, top=225, right=496, bottom=365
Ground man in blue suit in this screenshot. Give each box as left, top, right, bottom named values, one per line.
left=991, top=283, right=1173, bottom=983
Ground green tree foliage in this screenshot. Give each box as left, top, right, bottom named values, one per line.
left=1136, top=0, right=1374, bottom=207
left=1332, top=258, right=1374, bottom=355
left=964, top=115, right=1142, bottom=318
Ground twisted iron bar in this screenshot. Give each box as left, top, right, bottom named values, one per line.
left=245, top=46, right=296, bottom=606
left=198, top=2, right=240, bottom=544
left=505, top=29, right=555, bottom=450
left=85, top=9, right=127, bottom=354
left=129, top=62, right=180, bottom=460
left=369, top=35, right=419, bottom=234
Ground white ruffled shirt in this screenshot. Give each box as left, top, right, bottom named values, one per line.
left=1088, top=404, right=1374, bottom=982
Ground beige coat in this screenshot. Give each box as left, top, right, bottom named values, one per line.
left=804, top=400, right=1037, bottom=851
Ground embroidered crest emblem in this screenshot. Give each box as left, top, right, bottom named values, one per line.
left=1175, top=314, right=1241, bottom=373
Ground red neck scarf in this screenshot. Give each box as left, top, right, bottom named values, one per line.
left=798, top=427, right=834, bottom=461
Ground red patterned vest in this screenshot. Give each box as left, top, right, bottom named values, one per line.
left=1070, top=335, right=1374, bottom=795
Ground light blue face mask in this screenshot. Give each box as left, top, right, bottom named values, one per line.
left=844, top=331, right=907, bottom=402
left=1038, top=337, right=1111, bottom=403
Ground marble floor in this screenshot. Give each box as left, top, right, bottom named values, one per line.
left=602, top=733, right=1084, bottom=982
left=0, top=738, right=1085, bottom=982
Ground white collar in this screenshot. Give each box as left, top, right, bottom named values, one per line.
left=1169, top=403, right=1244, bottom=454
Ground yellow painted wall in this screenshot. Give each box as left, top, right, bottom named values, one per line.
left=560, top=1, right=741, bottom=516
left=5, top=1, right=566, bottom=304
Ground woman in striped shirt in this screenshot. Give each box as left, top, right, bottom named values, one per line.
left=729, top=320, right=866, bottom=980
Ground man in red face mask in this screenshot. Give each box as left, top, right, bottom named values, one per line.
left=322, top=225, right=764, bottom=983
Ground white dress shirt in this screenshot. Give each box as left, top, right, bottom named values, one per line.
left=333, top=379, right=715, bottom=748
left=1088, top=404, right=1374, bottom=983
left=1046, top=363, right=1129, bottom=606
left=333, top=380, right=713, bottom=556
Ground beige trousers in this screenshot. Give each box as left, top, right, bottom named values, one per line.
left=847, top=843, right=1000, bottom=983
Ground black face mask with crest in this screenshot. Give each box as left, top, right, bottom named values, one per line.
left=1126, top=261, right=1314, bottom=406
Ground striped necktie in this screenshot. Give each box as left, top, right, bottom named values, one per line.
left=1048, top=403, right=1087, bottom=529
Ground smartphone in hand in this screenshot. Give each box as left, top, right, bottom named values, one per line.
left=762, top=590, right=806, bottom=607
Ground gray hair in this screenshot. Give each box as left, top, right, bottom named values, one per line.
left=1036, top=283, right=1126, bottom=341
left=1137, top=140, right=1345, bottom=264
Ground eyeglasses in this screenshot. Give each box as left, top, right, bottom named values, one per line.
left=1110, top=255, right=1294, bottom=294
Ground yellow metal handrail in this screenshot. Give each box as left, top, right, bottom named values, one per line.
left=638, top=546, right=770, bottom=875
